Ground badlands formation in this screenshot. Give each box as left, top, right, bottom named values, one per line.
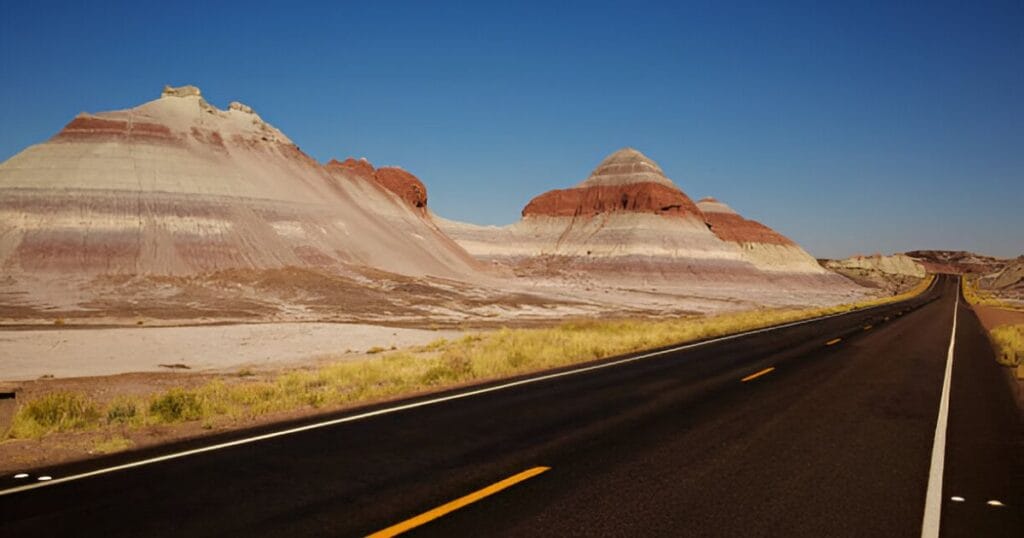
left=822, top=254, right=926, bottom=294
left=0, top=85, right=475, bottom=278
left=1, top=88, right=872, bottom=331
left=0, top=86, right=531, bottom=325
left=439, top=148, right=852, bottom=299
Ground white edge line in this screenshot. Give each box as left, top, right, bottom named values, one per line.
left=920, top=275, right=958, bottom=538
left=0, top=275, right=940, bottom=497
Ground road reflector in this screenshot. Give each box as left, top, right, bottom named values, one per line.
left=863, top=325, right=872, bottom=331
left=826, top=338, right=842, bottom=346
left=368, top=466, right=550, bottom=537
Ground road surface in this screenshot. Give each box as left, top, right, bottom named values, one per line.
left=1, top=274, right=1021, bottom=536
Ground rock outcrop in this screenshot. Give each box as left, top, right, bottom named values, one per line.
left=375, top=167, right=427, bottom=210
left=823, top=254, right=926, bottom=293
left=0, top=85, right=480, bottom=279
left=325, top=159, right=427, bottom=211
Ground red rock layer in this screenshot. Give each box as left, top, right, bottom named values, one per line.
left=702, top=211, right=793, bottom=245
left=521, top=182, right=702, bottom=218
left=326, top=158, right=375, bottom=182
left=53, top=116, right=181, bottom=145
left=375, top=167, right=427, bottom=209
left=326, top=159, right=428, bottom=210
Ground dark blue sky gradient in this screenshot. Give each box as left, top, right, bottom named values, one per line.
left=1, top=1, right=1021, bottom=257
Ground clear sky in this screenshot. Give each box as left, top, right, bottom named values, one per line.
left=1, top=1, right=1021, bottom=258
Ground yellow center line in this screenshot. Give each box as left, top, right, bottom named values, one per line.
left=863, top=325, right=873, bottom=330
left=741, top=367, right=775, bottom=382
left=826, top=338, right=842, bottom=346
left=367, top=466, right=550, bottom=537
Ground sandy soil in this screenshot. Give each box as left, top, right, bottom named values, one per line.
left=972, top=304, right=1024, bottom=331
left=0, top=323, right=462, bottom=381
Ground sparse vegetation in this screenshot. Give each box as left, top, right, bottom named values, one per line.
left=9, top=392, right=101, bottom=438
left=5, top=276, right=934, bottom=440
left=989, top=324, right=1023, bottom=367
left=962, top=277, right=1024, bottom=371
left=92, top=435, right=134, bottom=454
left=149, top=389, right=205, bottom=422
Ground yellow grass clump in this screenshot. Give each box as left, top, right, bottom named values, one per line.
left=5, top=275, right=934, bottom=441
left=989, top=324, right=1024, bottom=367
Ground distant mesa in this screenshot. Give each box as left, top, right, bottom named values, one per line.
left=522, top=148, right=703, bottom=219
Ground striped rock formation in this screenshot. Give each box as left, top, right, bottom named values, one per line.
left=440, top=148, right=853, bottom=287
left=439, top=148, right=758, bottom=280
left=696, top=197, right=830, bottom=274
left=0, top=85, right=480, bottom=279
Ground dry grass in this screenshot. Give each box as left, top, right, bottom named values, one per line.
left=92, top=435, right=134, bottom=454
left=962, top=276, right=1024, bottom=368
left=989, top=325, right=1024, bottom=367
left=5, top=276, right=933, bottom=442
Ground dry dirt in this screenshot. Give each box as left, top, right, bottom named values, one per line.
left=972, top=304, right=1024, bottom=331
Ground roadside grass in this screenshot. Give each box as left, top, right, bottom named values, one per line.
left=92, top=435, right=134, bottom=454
left=962, top=276, right=1024, bottom=370
left=4, top=275, right=934, bottom=442
left=9, top=392, right=101, bottom=438
left=989, top=324, right=1024, bottom=367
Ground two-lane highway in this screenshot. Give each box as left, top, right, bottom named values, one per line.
left=1, top=274, right=1021, bottom=536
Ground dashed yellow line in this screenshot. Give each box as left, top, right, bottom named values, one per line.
left=741, top=367, right=775, bottom=382
left=863, top=325, right=873, bottom=331
left=368, top=466, right=550, bottom=537
left=826, top=338, right=842, bottom=346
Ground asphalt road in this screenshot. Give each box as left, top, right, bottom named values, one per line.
left=1, top=274, right=1021, bottom=537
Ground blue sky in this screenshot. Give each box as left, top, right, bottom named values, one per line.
left=1, top=1, right=1021, bottom=258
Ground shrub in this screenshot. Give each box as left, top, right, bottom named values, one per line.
left=990, top=324, right=1024, bottom=366
left=9, top=392, right=101, bottom=438
left=106, top=398, right=139, bottom=424
left=149, top=389, right=205, bottom=422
